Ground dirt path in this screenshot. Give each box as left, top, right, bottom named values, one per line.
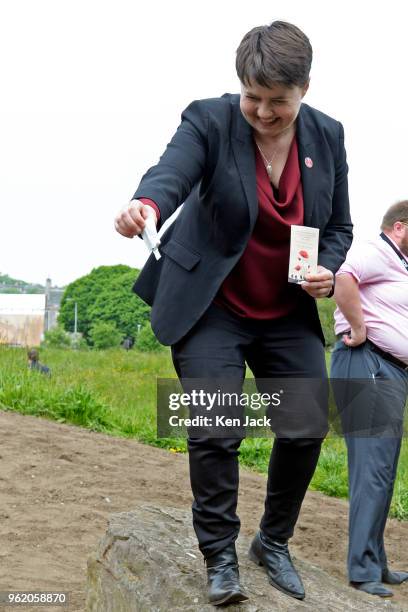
left=1, top=409, right=408, bottom=610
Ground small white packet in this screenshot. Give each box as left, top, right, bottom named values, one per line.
left=288, top=225, right=319, bottom=284
left=141, top=211, right=161, bottom=260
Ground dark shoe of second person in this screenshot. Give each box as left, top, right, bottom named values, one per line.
left=249, top=531, right=305, bottom=600
left=206, top=543, right=249, bottom=606
left=350, top=580, right=393, bottom=597
left=382, top=568, right=408, bottom=585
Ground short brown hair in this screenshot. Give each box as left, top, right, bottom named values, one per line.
left=27, top=348, right=39, bottom=362
left=381, top=200, right=408, bottom=230
left=236, top=21, right=312, bottom=88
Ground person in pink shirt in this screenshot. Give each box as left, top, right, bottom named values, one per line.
left=331, top=200, right=408, bottom=598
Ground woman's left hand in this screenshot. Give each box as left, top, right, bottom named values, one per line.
left=301, top=265, right=334, bottom=298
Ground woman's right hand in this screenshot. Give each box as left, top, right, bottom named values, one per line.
left=114, top=200, right=157, bottom=238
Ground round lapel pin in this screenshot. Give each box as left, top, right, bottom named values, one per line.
left=305, top=157, right=313, bottom=168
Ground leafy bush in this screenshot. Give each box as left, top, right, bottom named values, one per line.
left=89, top=321, right=123, bottom=349
left=69, top=333, right=88, bottom=350
left=43, top=326, right=71, bottom=348
left=136, top=322, right=164, bottom=352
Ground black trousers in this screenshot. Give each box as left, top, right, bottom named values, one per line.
left=171, top=302, right=327, bottom=559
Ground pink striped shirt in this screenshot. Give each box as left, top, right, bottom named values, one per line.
left=334, top=235, right=408, bottom=365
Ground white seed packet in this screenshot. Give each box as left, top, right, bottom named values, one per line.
left=141, top=212, right=161, bottom=260
left=288, top=225, right=319, bottom=284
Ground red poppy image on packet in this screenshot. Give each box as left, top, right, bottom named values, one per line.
left=288, top=225, right=319, bottom=284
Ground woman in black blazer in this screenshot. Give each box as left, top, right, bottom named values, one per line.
left=115, top=21, right=352, bottom=606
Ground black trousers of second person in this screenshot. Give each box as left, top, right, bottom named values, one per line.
left=171, top=302, right=328, bottom=559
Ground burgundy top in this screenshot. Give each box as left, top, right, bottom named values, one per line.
left=140, top=136, right=304, bottom=320
left=214, top=136, right=304, bottom=318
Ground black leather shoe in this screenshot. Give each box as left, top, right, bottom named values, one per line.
left=249, top=531, right=305, bottom=600
left=382, top=568, right=408, bottom=584
left=350, top=581, right=393, bottom=597
left=206, top=543, right=249, bottom=606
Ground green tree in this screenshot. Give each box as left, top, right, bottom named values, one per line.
left=136, top=322, right=164, bottom=352
left=58, top=266, right=150, bottom=343
left=89, top=321, right=123, bottom=349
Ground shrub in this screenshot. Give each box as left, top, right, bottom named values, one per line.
left=136, top=322, right=164, bottom=352
left=43, top=326, right=71, bottom=348
left=89, top=321, right=123, bottom=350
left=69, top=333, right=88, bottom=350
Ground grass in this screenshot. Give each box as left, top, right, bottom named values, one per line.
left=1, top=345, right=407, bottom=519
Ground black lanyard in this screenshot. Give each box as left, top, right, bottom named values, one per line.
left=380, top=232, right=408, bottom=272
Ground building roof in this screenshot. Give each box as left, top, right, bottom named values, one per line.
left=0, top=294, right=45, bottom=315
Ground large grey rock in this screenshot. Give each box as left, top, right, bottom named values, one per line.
left=86, top=505, right=405, bottom=611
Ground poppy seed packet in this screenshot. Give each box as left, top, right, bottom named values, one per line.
left=288, top=225, right=319, bottom=283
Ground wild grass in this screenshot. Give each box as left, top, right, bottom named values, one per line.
left=1, top=346, right=407, bottom=519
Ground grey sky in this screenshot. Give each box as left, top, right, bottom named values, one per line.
left=1, top=0, right=407, bottom=286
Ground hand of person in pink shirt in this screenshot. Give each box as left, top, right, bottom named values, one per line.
left=114, top=200, right=157, bottom=238
left=341, top=325, right=367, bottom=347
left=301, top=265, right=334, bottom=298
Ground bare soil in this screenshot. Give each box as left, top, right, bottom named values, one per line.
left=1, top=409, right=408, bottom=610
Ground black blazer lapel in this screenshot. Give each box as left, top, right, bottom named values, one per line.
left=230, top=100, right=259, bottom=232
left=296, top=105, right=319, bottom=227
